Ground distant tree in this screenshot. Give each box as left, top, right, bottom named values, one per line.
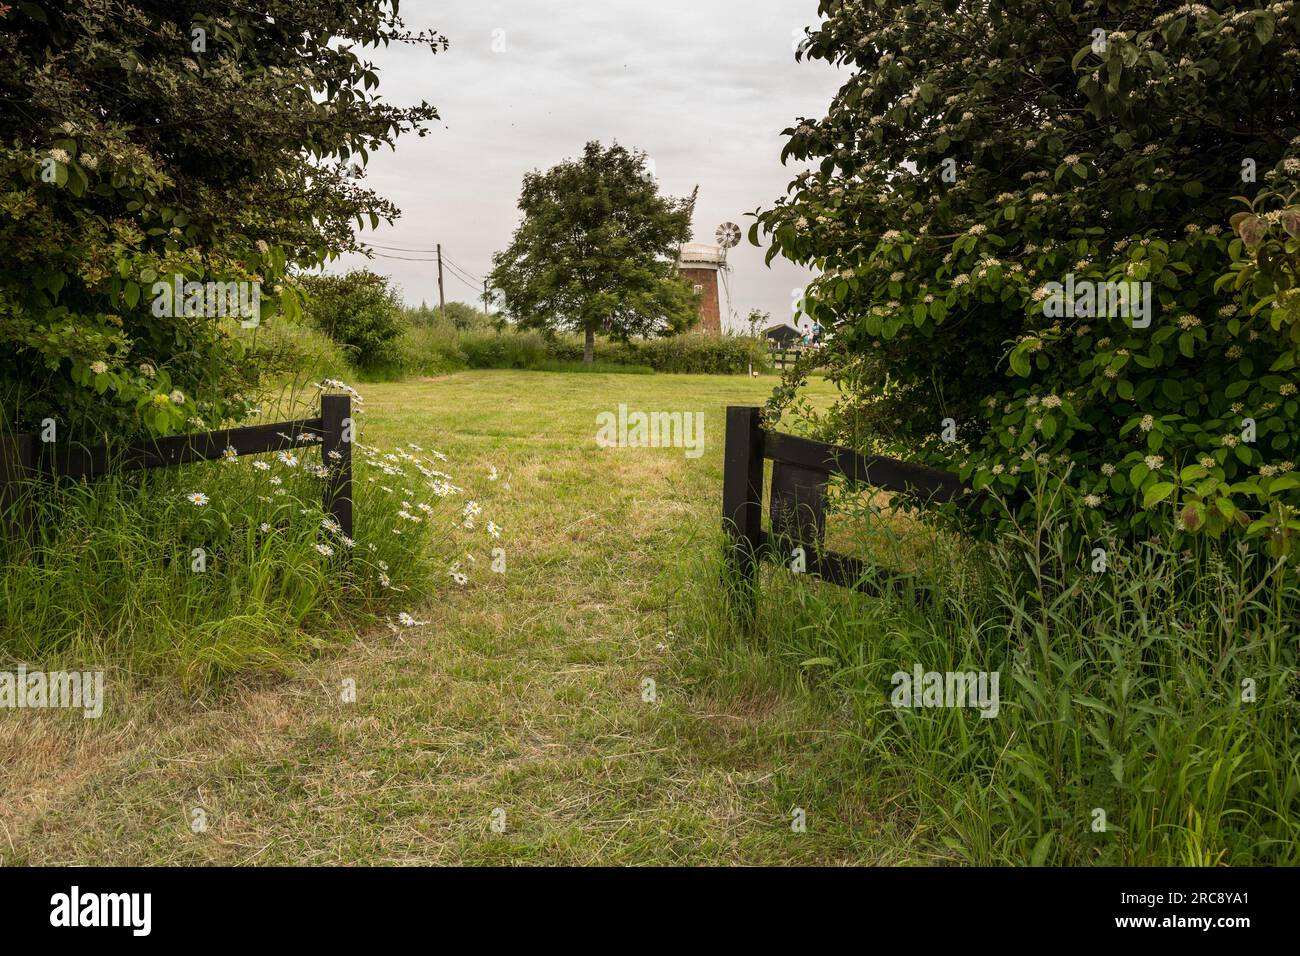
left=490, top=141, right=698, bottom=364
left=441, top=301, right=487, bottom=331
left=746, top=309, right=772, bottom=338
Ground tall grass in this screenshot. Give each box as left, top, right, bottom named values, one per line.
left=0, top=389, right=489, bottom=687
left=679, top=490, right=1300, bottom=865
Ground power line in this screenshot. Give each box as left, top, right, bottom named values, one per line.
left=357, top=244, right=488, bottom=299
left=360, top=246, right=486, bottom=283
left=442, top=259, right=481, bottom=288
left=367, top=251, right=440, bottom=262
left=441, top=253, right=483, bottom=282
left=364, top=241, right=443, bottom=253
left=443, top=270, right=482, bottom=296
left=438, top=253, right=484, bottom=287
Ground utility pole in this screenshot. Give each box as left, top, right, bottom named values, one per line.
left=436, top=243, right=445, bottom=318
left=483, top=279, right=489, bottom=316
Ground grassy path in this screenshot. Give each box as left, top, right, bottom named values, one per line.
left=4, top=371, right=918, bottom=865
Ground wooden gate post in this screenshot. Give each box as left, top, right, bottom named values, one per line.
left=722, top=406, right=764, bottom=622
left=769, top=461, right=827, bottom=567
left=320, top=394, right=353, bottom=540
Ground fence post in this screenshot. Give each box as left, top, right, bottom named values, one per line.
left=320, top=393, right=353, bottom=540
left=722, top=406, right=764, bottom=623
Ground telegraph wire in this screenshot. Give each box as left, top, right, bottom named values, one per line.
left=441, top=253, right=483, bottom=283
left=355, top=243, right=490, bottom=299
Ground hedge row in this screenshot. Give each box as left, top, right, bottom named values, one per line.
left=453, top=330, right=771, bottom=375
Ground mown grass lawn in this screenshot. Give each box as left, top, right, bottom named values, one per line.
left=3, top=369, right=929, bottom=865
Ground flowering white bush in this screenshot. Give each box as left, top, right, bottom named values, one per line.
left=760, top=0, right=1300, bottom=554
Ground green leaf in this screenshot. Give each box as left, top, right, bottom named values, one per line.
left=1182, top=500, right=1207, bottom=531
left=1143, top=482, right=1176, bottom=508
left=1030, top=831, right=1055, bottom=867
left=800, top=657, right=836, bottom=668
left=1215, top=497, right=1239, bottom=521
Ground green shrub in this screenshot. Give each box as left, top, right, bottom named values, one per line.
left=449, top=328, right=768, bottom=374
left=458, top=329, right=549, bottom=369
left=442, top=301, right=494, bottom=332
left=630, top=333, right=769, bottom=374
left=540, top=334, right=592, bottom=365
left=301, top=271, right=407, bottom=373
left=247, top=316, right=353, bottom=385
left=759, top=0, right=1300, bottom=553
left=394, top=322, right=465, bottom=377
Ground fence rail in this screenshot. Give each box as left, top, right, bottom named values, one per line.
left=1, top=393, right=353, bottom=539
left=722, top=405, right=971, bottom=616
left=766, top=345, right=806, bottom=371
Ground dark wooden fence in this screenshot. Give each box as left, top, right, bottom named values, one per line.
left=1, top=393, right=353, bottom=538
left=722, top=405, right=970, bottom=616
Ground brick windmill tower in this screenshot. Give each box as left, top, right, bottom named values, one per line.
left=678, top=223, right=739, bottom=335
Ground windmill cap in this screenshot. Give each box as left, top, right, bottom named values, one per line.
left=679, top=242, right=725, bottom=265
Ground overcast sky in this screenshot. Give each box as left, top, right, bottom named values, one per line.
left=329, top=0, right=844, bottom=331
